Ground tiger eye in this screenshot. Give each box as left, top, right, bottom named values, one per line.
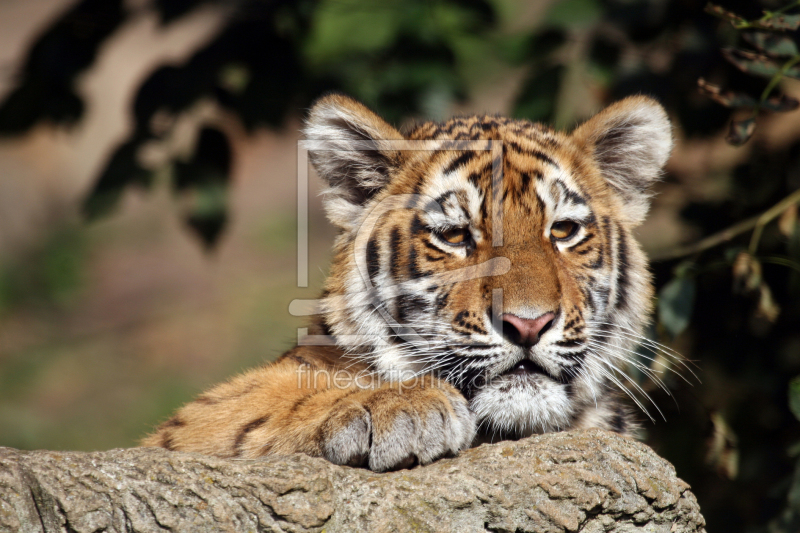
left=550, top=220, right=578, bottom=240
left=440, top=227, right=471, bottom=245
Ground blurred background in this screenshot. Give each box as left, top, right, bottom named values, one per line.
left=1, top=0, right=799, bottom=531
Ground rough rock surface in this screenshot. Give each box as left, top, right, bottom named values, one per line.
left=0, top=428, right=705, bottom=532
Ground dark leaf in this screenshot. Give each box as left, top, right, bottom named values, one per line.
left=154, top=0, right=218, bottom=25
left=726, top=117, right=756, bottom=145
left=657, top=275, right=696, bottom=337
left=82, top=139, right=152, bottom=220
left=722, top=49, right=786, bottom=79
left=743, top=32, right=799, bottom=57
left=134, top=66, right=208, bottom=132
left=185, top=212, right=227, bottom=250
left=174, top=127, right=232, bottom=248
left=0, top=0, right=125, bottom=134
left=697, top=78, right=757, bottom=107
left=761, top=93, right=800, bottom=112
left=704, top=4, right=746, bottom=26
left=790, top=376, right=800, bottom=422
left=182, top=185, right=228, bottom=250
left=0, top=84, right=83, bottom=135
left=174, top=127, right=232, bottom=191
left=754, top=13, right=800, bottom=31
left=706, top=4, right=800, bottom=31
left=723, top=48, right=800, bottom=80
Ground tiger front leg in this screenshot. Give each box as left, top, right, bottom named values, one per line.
left=142, top=358, right=476, bottom=471
left=313, top=378, right=477, bottom=471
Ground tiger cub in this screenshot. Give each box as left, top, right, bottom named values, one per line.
left=143, top=94, right=673, bottom=472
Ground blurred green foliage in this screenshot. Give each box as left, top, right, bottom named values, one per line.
left=2, top=0, right=800, bottom=531
left=0, top=227, right=86, bottom=313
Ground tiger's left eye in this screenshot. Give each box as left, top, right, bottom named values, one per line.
left=550, top=220, right=579, bottom=240
left=439, top=227, right=471, bottom=245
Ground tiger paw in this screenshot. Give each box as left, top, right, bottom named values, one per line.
left=318, top=380, right=476, bottom=472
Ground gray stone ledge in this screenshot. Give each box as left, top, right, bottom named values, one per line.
left=0, top=428, right=706, bottom=532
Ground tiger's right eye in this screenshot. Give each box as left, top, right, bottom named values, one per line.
left=550, top=220, right=579, bottom=240
left=439, top=227, right=471, bottom=246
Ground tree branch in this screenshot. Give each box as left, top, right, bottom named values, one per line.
left=650, top=187, right=800, bottom=262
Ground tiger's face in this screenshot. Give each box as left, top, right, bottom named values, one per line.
left=306, top=95, right=672, bottom=439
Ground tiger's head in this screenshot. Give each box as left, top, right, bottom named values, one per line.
left=305, top=94, right=673, bottom=439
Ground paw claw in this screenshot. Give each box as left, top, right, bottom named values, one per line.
left=320, top=381, right=477, bottom=472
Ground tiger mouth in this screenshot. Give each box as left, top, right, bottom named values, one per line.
left=501, top=359, right=551, bottom=378
left=498, top=358, right=572, bottom=386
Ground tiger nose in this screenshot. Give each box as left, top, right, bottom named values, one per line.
left=501, top=312, right=556, bottom=347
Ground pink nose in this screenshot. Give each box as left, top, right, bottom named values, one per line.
left=501, top=312, right=555, bottom=347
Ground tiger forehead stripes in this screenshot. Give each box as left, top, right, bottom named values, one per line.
left=143, top=94, right=673, bottom=471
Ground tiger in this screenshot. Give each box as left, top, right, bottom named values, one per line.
left=142, top=93, right=673, bottom=472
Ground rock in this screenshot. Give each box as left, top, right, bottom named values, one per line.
left=0, top=428, right=705, bottom=532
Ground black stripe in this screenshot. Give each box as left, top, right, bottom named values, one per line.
left=467, top=170, right=482, bottom=188
left=435, top=288, right=451, bottom=311
left=506, top=140, right=559, bottom=167
left=434, top=191, right=455, bottom=208
left=588, top=216, right=610, bottom=269
left=567, top=232, right=594, bottom=252
left=396, top=295, right=427, bottom=323
left=555, top=338, right=583, bottom=348
left=560, top=349, right=586, bottom=363
left=162, top=416, right=185, bottom=429
left=366, top=236, right=380, bottom=284
left=615, top=224, right=630, bottom=310
left=390, top=227, right=402, bottom=281
left=410, top=214, right=426, bottom=236
left=520, top=171, right=531, bottom=193
left=160, top=433, right=175, bottom=451
left=408, top=244, right=426, bottom=279
left=286, top=352, right=318, bottom=369
left=443, top=151, right=477, bottom=175
left=233, top=414, right=271, bottom=456
left=194, top=395, right=217, bottom=405
left=610, top=407, right=626, bottom=433
left=556, top=179, right=587, bottom=205
left=423, top=239, right=441, bottom=252
left=534, top=192, right=546, bottom=214
left=581, top=286, right=595, bottom=313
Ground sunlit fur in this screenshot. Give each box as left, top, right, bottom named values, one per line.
left=143, top=94, right=675, bottom=470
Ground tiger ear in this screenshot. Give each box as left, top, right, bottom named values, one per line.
left=304, top=94, right=405, bottom=230
left=571, top=96, right=673, bottom=225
